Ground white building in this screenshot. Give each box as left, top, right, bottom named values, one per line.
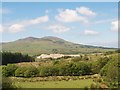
left=36, top=54, right=80, bottom=59
left=36, top=54, right=64, bottom=59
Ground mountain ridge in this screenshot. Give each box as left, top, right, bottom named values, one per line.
left=2, top=36, right=115, bottom=56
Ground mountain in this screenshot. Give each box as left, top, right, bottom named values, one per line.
left=2, top=36, right=114, bottom=56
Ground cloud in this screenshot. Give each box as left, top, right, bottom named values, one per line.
left=85, top=41, right=118, bottom=48
left=56, top=9, right=88, bottom=23
left=84, top=30, right=99, bottom=35
left=47, top=24, right=71, bottom=33
left=28, top=15, right=49, bottom=25
left=0, top=24, right=3, bottom=32
left=111, top=20, right=118, bottom=32
left=9, top=24, right=24, bottom=33
left=56, top=6, right=96, bottom=23
left=94, top=19, right=114, bottom=24
left=9, top=15, right=49, bottom=33
left=76, top=6, right=96, bottom=16
left=0, top=8, right=11, bottom=14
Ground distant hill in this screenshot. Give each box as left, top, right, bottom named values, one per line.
left=2, top=36, right=115, bottom=56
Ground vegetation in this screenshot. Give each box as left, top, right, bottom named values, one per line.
left=2, top=77, right=17, bottom=89
left=2, top=64, right=18, bottom=77
left=15, top=66, right=39, bottom=78
left=13, top=78, right=93, bottom=88
left=100, top=54, right=119, bottom=87
left=1, top=49, right=119, bottom=88
left=1, top=52, right=34, bottom=65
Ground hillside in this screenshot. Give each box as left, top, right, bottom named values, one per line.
left=2, top=36, right=115, bottom=56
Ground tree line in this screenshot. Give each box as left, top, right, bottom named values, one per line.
left=1, top=51, right=34, bottom=65
left=2, top=56, right=110, bottom=77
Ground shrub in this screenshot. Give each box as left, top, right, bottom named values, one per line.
left=2, top=66, right=8, bottom=77
left=53, top=60, right=59, bottom=65
left=71, top=57, right=82, bottom=62
left=39, top=66, right=50, bottom=77
left=49, top=66, right=59, bottom=76
left=2, top=64, right=18, bottom=77
left=39, top=66, right=59, bottom=76
left=24, top=66, right=39, bottom=78
left=15, top=66, right=39, bottom=77
left=15, top=67, right=27, bottom=77
left=100, top=55, right=118, bottom=88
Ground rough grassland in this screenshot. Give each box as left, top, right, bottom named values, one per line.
left=15, top=79, right=93, bottom=88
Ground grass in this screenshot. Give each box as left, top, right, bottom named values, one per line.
left=14, top=79, right=93, bottom=88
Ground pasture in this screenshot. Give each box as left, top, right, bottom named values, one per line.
left=14, top=79, right=93, bottom=88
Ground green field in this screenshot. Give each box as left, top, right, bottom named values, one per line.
left=14, top=79, right=93, bottom=88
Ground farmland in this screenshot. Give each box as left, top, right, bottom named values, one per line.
left=1, top=51, right=119, bottom=89
left=14, top=79, right=93, bottom=88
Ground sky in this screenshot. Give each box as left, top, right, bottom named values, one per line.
left=1, top=0, right=119, bottom=2
left=1, top=2, right=118, bottom=48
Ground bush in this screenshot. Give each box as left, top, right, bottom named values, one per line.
left=2, top=66, right=8, bottom=77
left=39, top=66, right=50, bottom=77
left=24, top=66, right=39, bottom=78
left=15, top=67, right=27, bottom=77
left=15, top=66, right=39, bottom=77
left=100, top=55, right=118, bottom=88
left=90, top=57, right=109, bottom=74
left=39, top=66, right=59, bottom=76
left=75, top=62, right=91, bottom=75
left=58, top=62, right=91, bottom=76
left=71, top=57, right=82, bottom=62
left=2, top=64, right=18, bottom=77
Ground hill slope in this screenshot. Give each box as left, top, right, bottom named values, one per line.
left=2, top=36, right=114, bottom=56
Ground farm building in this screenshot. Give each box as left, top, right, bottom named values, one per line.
left=36, top=54, right=80, bottom=59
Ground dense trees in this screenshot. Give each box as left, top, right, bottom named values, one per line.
left=1, top=52, right=35, bottom=65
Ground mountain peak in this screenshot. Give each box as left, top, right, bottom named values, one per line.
left=41, top=36, right=65, bottom=41
left=42, top=36, right=59, bottom=39
left=2, top=36, right=114, bottom=56
left=18, top=37, right=39, bottom=41
left=16, top=36, right=65, bottom=42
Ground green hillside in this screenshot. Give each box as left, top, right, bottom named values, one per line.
left=2, top=36, right=115, bottom=56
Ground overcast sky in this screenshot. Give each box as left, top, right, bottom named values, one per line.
left=1, top=2, right=118, bottom=48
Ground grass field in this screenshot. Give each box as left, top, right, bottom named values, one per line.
left=15, top=79, right=93, bottom=88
